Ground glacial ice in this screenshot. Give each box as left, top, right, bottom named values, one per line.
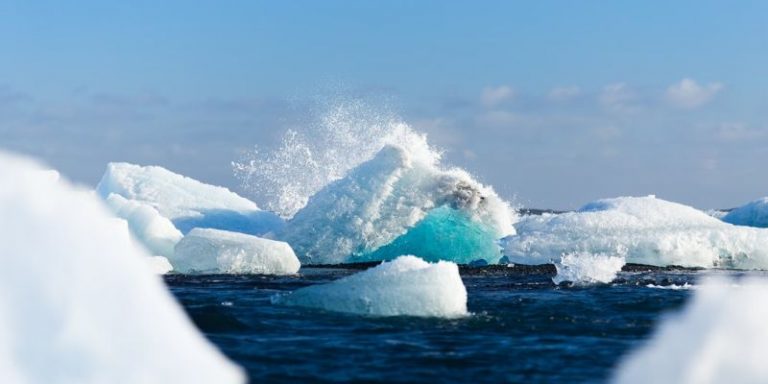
left=614, top=277, right=768, bottom=384
left=273, top=255, right=468, bottom=317
left=105, top=193, right=183, bottom=258
left=722, top=197, right=768, bottom=228
left=172, top=228, right=301, bottom=275
left=280, top=139, right=516, bottom=265
left=502, top=196, right=768, bottom=269
left=97, top=162, right=284, bottom=235
left=0, top=151, right=243, bottom=383
left=552, top=252, right=625, bottom=285
left=147, top=256, right=174, bottom=275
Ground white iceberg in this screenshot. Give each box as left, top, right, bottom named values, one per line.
left=172, top=228, right=301, bottom=275
left=97, top=162, right=284, bottom=235
left=105, top=193, right=183, bottom=258
left=614, top=277, right=768, bottom=384
left=0, top=151, right=243, bottom=383
left=273, top=255, right=468, bottom=318
left=502, top=196, right=768, bottom=269
left=280, top=139, right=516, bottom=265
left=552, top=252, right=625, bottom=285
left=722, top=197, right=768, bottom=228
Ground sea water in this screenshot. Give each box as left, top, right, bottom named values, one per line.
left=165, top=265, right=741, bottom=383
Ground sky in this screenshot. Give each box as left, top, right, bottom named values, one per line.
left=1, top=1, right=767, bottom=210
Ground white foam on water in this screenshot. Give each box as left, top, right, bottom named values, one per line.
left=614, top=277, right=768, bottom=384
left=502, top=196, right=768, bottom=269
left=272, top=255, right=468, bottom=318
left=0, top=151, right=244, bottom=383
left=172, top=228, right=301, bottom=275
left=552, top=252, right=625, bottom=285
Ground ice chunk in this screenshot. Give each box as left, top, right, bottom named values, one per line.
left=273, top=255, right=467, bottom=317
left=104, top=193, right=183, bottom=258
left=172, top=228, right=300, bottom=275
left=614, top=277, right=768, bottom=384
left=552, top=252, right=625, bottom=285
left=0, top=151, right=243, bottom=383
left=722, top=197, right=768, bottom=228
left=280, top=143, right=516, bottom=264
left=502, top=196, right=768, bottom=269
left=97, top=162, right=284, bottom=235
left=147, top=256, right=174, bottom=275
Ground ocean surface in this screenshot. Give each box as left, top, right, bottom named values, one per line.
left=164, top=264, right=741, bottom=383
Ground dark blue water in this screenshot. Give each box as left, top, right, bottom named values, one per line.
left=166, top=265, right=703, bottom=383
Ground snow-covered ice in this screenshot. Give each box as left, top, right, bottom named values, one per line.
left=273, top=255, right=468, bottom=317
left=614, top=277, right=768, bottom=384
left=172, top=228, right=301, bottom=275
left=502, top=196, right=768, bottom=269
left=0, top=151, right=243, bottom=384
left=280, top=138, right=516, bottom=265
left=97, top=162, right=284, bottom=235
left=105, top=193, right=183, bottom=258
left=552, top=252, right=625, bottom=285
left=722, top=197, right=768, bottom=228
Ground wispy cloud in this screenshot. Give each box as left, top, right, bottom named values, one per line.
left=481, top=85, right=515, bottom=107
left=599, top=83, right=637, bottom=113
left=548, top=86, right=581, bottom=101
left=664, top=78, right=723, bottom=109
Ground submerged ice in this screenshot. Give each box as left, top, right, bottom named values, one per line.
left=280, top=137, right=515, bottom=265
left=0, top=151, right=243, bottom=383
left=172, top=228, right=300, bottom=275
left=273, top=255, right=468, bottom=318
left=502, top=196, right=768, bottom=269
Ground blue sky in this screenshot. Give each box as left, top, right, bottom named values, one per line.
left=1, top=1, right=767, bottom=209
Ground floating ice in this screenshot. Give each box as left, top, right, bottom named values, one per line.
left=280, top=141, right=516, bottom=265
left=147, top=256, right=174, bottom=275
left=552, top=252, right=625, bottom=285
left=97, top=162, right=284, bottom=235
left=104, top=193, right=183, bottom=258
left=502, top=196, right=768, bottom=269
left=614, top=277, right=768, bottom=384
left=0, top=151, right=243, bottom=383
left=273, top=255, right=468, bottom=318
left=173, top=228, right=300, bottom=275
left=722, top=197, right=768, bottom=228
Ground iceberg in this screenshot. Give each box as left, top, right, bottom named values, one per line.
left=104, top=193, right=183, bottom=258
left=172, top=228, right=301, bottom=275
left=273, top=255, right=467, bottom=318
left=614, top=277, right=768, bottom=384
left=97, top=162, right=284, bottom=235
left=0, top=151, right=243, bottom=383
left=722, top=197, right=768, bottom=228
left=280, top=141, right=516, bottom=265
left=502, top=196, right=768, bottom=269
left=552, top=252, right=625, bottom=285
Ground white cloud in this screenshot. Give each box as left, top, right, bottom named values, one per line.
left=481, top=85, right=515, bottom=107
left=599, top=83, right=637, bottom=113
left=664, top=78, right=723, bottom=109
left=548, top=86, right=581, bottom=101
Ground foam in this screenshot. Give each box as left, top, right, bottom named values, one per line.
left=552, top=252, right=625, bottom=285
left=273, top=255, right=468, bottom=317
left=502, top=196, right=768, bottom=269
left=172, top=228, right=300, bottom=275
left=0, top=151, right=243, bottom=383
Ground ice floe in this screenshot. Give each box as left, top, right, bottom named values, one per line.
left=722, top=197, right=768, bottom=228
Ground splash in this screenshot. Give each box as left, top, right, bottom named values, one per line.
left=233, top=101, right=433, bottom=218
left=552, top=252, right=625, bottom=285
